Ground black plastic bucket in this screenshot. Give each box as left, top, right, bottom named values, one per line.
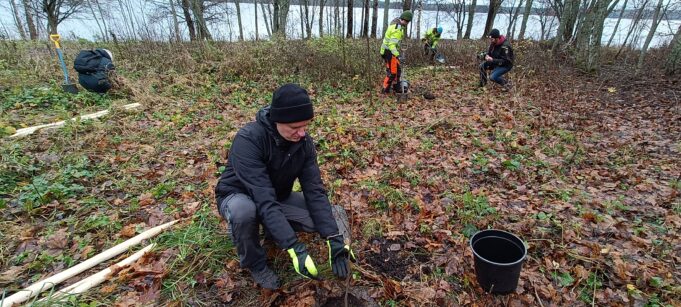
left=470, top=229, right=527, bottom=294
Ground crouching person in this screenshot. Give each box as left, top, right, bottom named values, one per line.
left=214, top=84, right=354, bottom=289
left=73, top=48, right=115, bottom=94
left=479, top=29, right=514, bottom=91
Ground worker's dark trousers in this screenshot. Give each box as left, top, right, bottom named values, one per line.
left=218, top=192, right=342, bottom=272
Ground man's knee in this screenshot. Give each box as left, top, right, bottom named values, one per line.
left=223, top=194, right=257, bottom=224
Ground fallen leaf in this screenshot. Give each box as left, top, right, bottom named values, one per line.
left=46, top=228, right=69, bottom=249
left=120, top=223, right=138, bottom=238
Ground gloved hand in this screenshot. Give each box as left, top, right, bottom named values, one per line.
left=287, top=242, right=319, bottom=279
left=397, top=54, right=405, bottom=63
left=327, top=235, right=356, bottom=278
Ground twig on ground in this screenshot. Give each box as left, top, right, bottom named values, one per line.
left=530, top=278, right=545, bottom=307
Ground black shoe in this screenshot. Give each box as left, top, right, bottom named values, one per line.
left=251, top=266, right=280, bottom=289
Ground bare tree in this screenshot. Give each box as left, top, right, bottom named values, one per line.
left=346, top=0, right=352, bottom=37
left=551, top=0, right=579, bottom=52
left=21, top=0, right=37, bottom=39
left=273, top=0, right=291, bottom=37
left=260, top=0, right=271, bottom=37
left=319, top=0, right=325, bottom=36
left=482, top=0, right=502, bottom=38
left=9, top=0, right=28, bottom=39
left=361, top=0, right=369, bottom=37
left=235, top=0, right=244, bottom=40
left=636, top=0, right=669, bottom=70
left=606, top=0, right=628, bottom=47
left=464, top=0, right=476, bottom=38
left=382, top=0, right=389, bottom=35
left=536, top=0, right=555, bottom=40
left=518, top=0, right=532, bottom=39
left=614, top=0, right=649, bottom=57
left=415, top=0, right=422, bottom=40
left=506, top=0, right=525, bottom=39
left=180, top=0, right=197, bottom=40
left=85, top=0, right=106, bottom=40
left=665, top=23, right=681, bottom=75
left=440, top=0, right=466, bottom=39
left=39, top=0, right=85, bottom=34
left=574, top=0, right=620, bottom=71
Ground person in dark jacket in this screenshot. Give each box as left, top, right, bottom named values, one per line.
left=77, top=49, right=115, bottom=93
left=479, top=29, right=514, bottom=90
left=214, top=84, right=354, bottom=289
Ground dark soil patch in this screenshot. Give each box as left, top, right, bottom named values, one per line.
left=364, top=238, right=431, bottom=281
left=321, top=294, right=367, bottom=307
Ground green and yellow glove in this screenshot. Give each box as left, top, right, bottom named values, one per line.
left=287, top=242, right=318, bottom=279
left=327, top=235, right=356, bottom=278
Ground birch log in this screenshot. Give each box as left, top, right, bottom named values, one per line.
left=9, top=103, right=141, bottom=139
left=40, top=244, right=154, bottom=302
left=0, top=220, right=176, bottom=307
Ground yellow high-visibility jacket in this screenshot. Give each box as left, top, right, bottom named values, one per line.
left=425, top=28, right=441, bottom=48
left=381, top=19, right=404, bottom=57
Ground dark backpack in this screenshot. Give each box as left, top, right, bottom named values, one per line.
left=74, top=50, right=104, bottom=74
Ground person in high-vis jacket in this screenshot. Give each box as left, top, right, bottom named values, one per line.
left=380, top=11, right=413, bottom=94
left=423, top=26, right=443, bottom=60
left=215, top=84, right=355, bottom=289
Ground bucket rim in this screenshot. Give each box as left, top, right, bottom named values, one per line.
left=469, top=229, right=527, bottom=267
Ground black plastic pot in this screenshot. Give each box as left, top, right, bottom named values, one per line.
left=470, top=229, right=527, bottom=294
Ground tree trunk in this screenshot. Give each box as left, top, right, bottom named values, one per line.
left=615, top=0, right=648, bottom=57
left=664, top=24, right=681, bottom=75
left=235, top=0, right=244, bottom=40
left=167, top=0, right=181, bottom=41
left=273, top=0, right=279, bottom=33
left=10, top=0, right=27, bottom=39
left=606, top=0, right=627, bottom=47
left=262, top=1, right=272, bottom=37
left=382, top=0, right=389, bottom=36
left=507, top=0, right=524, bottom=40
left=574, top=0, right=616, bottom=71
left=552, top=0, right=579, bottom=52
left=636, top=0, right=665, bottom=70
left=334, top=0, right=340, bottom=35
left=254, top=0, right=259, bottom=39
left=299, top=4, right=305, bottom=38
left=21, top=0, right=37, bottom=39
left=277, top=0, right=291, bottom=37
left=416, top=0, right=422, bottom=40
left=319, top=0, right=325, bottom=36
left=464, top=0, right=476, bottom=39
left=518, top=0, right=532, bottom=39
left=191, top=0, right=212, bottom=40
left=362, top=0, right=369, bottom=37
left=482, top=0, right=501, bottom=38
left=346, top=0, right=353, bottom=38
left=303, top=0, right=312, bottom=39
left=180, top=0, right=197, bottom=40
left=370, top=0, right=377, bottom=37
left=403, top=0, right=411, bottom=10
left=86, top=0, right=106, bottom=41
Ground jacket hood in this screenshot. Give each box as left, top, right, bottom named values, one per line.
left=256, top=106, right=291, bottom=148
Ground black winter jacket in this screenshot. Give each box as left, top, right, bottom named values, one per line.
left=214, top=107, right=339, bottom=249
left=77, top=49, right=114, bottom=93
left=487, top=37, right=514, bottom=68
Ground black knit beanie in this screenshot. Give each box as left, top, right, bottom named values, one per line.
left=269, top=84, right=314, bottom=123
left=488, top=29, right=501, bottom=38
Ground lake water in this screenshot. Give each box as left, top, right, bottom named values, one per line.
left=1, top=3, right=678, bottom=48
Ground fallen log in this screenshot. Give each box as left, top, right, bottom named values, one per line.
left=0, top=220, right=176, bottom=307
left=9, top=103, right=141, bottom=139
left=53, top=244, right=154, bottom=298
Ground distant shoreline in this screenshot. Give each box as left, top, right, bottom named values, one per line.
left=240, top=0, right=681, bottom=20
